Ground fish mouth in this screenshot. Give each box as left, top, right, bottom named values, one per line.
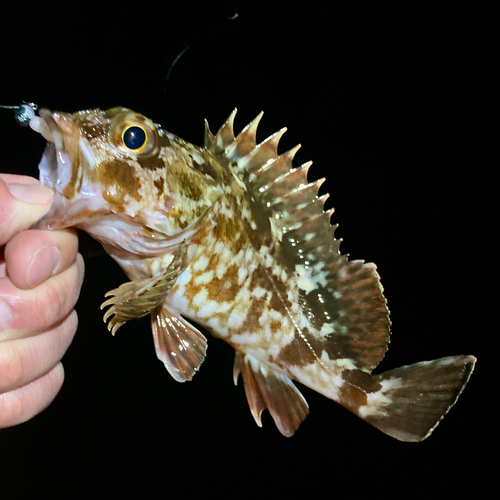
left=31, top=109, right=78, bottom=193
left=30, top=109, right=83, bottom=230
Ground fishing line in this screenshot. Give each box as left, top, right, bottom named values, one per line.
left=159, top=4, right=240, bottom=119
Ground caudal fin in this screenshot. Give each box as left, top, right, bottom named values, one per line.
left=356, top=355, right=476, bottom=442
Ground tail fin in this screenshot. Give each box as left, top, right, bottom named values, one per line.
left=357, top=355, right=476, bottom=442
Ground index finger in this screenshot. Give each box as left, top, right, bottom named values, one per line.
left=0, top=178, right=54, bottom=246
left=0, top=174, right=40, bottom=185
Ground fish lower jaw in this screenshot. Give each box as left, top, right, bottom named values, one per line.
left=38, top=141, right=76, bottom=198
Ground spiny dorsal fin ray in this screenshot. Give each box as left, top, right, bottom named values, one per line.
left=236, top=128, right=288, bottom=175
left=259, top=162, right=313, bottom=204
left=249, top=144, right=301, bottom=190
left=205, top=110, right=391, bottom=372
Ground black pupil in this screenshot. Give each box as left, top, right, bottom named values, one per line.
left=123, top=126, right=146, bottom=150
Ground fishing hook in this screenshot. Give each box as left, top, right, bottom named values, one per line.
left=0, top=102, right=38, bottom=126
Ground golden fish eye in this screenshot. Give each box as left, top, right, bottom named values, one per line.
left=110, top=114, right=157, bottom=156
left=122, top=125, right=147, bottom=152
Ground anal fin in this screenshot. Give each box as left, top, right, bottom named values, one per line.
left=233, top=353, right=309, bottom=437
left=151, top=306, right=208, bottom=383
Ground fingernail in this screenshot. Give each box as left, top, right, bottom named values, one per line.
left=7, top=183, right=54, bottom=205
left=27, top=246, right=61, bottom=288
left=0, top=301, right=13, bottom=332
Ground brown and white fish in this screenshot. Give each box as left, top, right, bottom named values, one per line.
left=30, top=107, right=475, bottom=441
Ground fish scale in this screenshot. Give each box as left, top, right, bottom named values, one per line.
left=30, top=106, right=475, bottom=441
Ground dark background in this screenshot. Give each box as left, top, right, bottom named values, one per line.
left=0, top=2, right=495, bottom=497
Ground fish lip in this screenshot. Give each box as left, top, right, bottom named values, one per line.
left=37, top=109, right=77, bottom=194
left=32, top=109, right=83, bottom=230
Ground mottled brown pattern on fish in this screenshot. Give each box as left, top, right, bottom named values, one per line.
left=339, top=380, right=368, bottom=409
left=166, top=152, right=215, bottom=201
left=343, top=369, right=382, bottom=393
left=33, top=106, right=475, bottom=441
left=235, top=266, right=282, bottom=336
left=137, top=155, right=167, bottom=171
left=276, top=329, right=320, bottom=367
left=99, top=159, right=142, bottom=204
left=193, top=160, right=219, bottom=180
left=157, top=134, right=172, bottom=148
left=153, top=177, right=164, bottom=195
left=338, top=370, right=383, bottom=411
left=79, top=120, right=108, bottom=142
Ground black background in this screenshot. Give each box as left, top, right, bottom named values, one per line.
left=0, top=2, right=495, bottom=497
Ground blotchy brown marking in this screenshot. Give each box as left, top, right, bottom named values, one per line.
left=168, top=162, right=205, bottom=201
left=342, top=369, right=382, bottom=393
left=137, top=155, right=166, bottom=171
left=193, top=159, right=219, bottom=180
left=205, top=264, right=241, bottom=303
left=339, top=382, right=368, bottom=409
left=80, top=121, right=107, bottom=142
left=158, top=134, right=172, bottom=148
left=214, top=213, right=241, bottom=244
left=154, top=177, right=165, bottom=195
left=236, top=272, right=272, bottom=335
left=99, top=159, right=141, bottom=204
left=338, top=370, right=381, bottom=411
left=278, top=328, right=320, bottom=367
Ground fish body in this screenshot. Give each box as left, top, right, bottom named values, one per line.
left=32, top=107, right=475, bottom=441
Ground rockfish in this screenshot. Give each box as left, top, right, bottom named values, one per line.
left=30, top=107, right=475, bottom=441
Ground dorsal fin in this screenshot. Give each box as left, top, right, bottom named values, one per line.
left=204, top=111, right=391, bottom=372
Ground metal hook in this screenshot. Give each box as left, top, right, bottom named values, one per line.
left=0, top=102, right=38, bottom=126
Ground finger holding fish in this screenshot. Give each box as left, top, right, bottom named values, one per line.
left=0, top=254, right=84, bottom=342
left=4, top=227, right=79, bottom=290
left=0, top=309, right=78, bottom=394
left=0, top=172, right=84, bottom=428
left=0, top=245, right=83, bottom=428
left=0, top=362, right=66, bottom=428
left=0, top=176, right=54, bottom=246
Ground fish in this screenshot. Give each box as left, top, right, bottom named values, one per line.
left=29, top=106, right=476, bottom=441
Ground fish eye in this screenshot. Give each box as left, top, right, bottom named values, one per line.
left=122, top=125, right=147, bottom=151
left=110, top=113, right=157, bottom=156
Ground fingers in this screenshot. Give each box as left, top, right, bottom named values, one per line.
left=0, top=174, right=84, bottom=428
left=0, top=173, right=40, bottom=185
left=0, top=254, right=84, bottom=341
left=0, top=310, right=77, bottom=393
left=4, top=228, right=79, bottom=289
left=0, top=177, right=54, bottom=246
left=0, top=362, right=65, bottom=428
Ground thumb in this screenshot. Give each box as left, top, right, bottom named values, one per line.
left=0, top=178, right=54, bottom=246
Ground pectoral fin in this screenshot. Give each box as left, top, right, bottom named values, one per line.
left=151, top=306, right=207, bottom=382
left=101, top=243, right=188, bottom=335
left=233, top=353, right=309, bottom=437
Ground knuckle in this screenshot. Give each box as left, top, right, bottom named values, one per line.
left=0, top=341, right=25, bottom=392
left=0, top=388, right=25, bottom=428
left=0, top=365, right=64, bottom=429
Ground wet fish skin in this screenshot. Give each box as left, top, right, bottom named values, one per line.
left=31, top=107, right=476, bottom=441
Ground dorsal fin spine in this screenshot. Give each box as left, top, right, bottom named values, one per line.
left=205, top=110, right=392, bottom=371
left=203, top=118, right=215, bottom=149
left=244, top=127, right=288, bottom=174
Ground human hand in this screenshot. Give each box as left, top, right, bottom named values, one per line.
left=0, top=174, right=84, bottom=428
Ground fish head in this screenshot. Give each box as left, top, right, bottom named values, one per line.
left=31, top=107, right=223, bottom=257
